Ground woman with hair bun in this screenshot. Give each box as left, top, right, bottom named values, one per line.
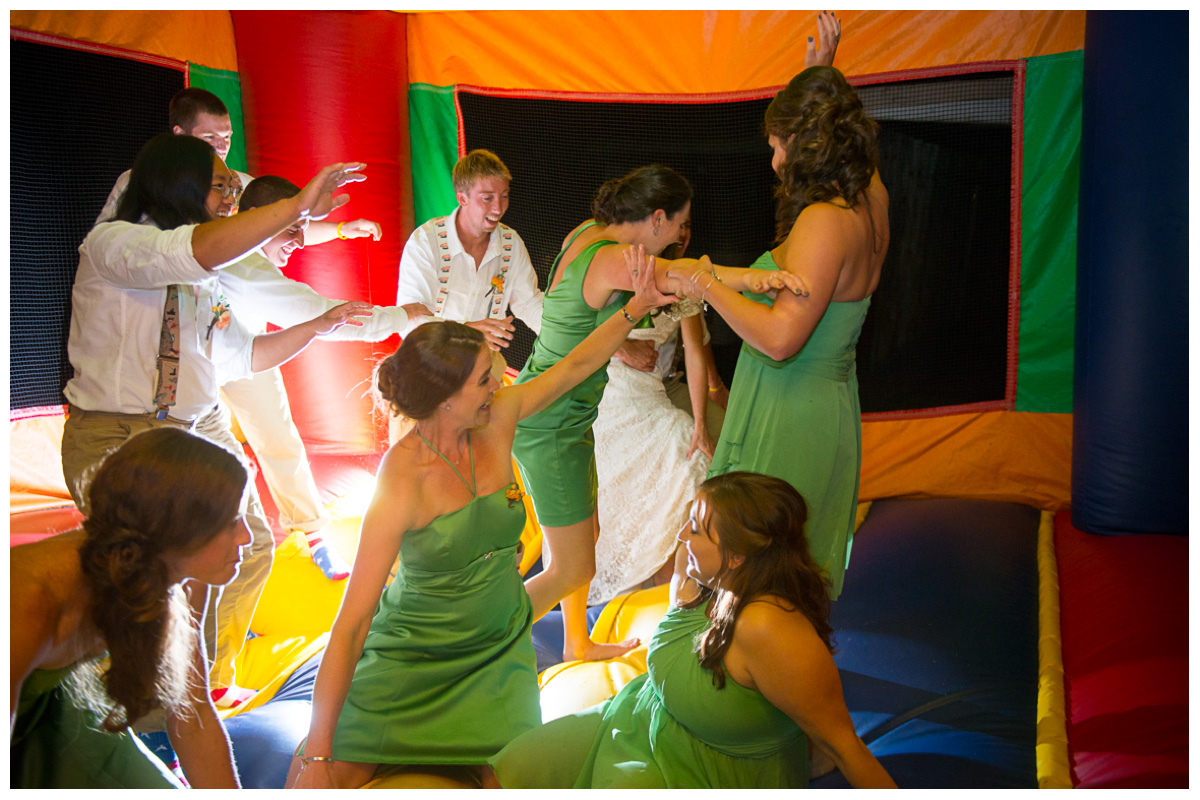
left=290, top=247, right=675, bottom=789
left=489, top=472, right=896, bottom=788
left=512, top=165, right=806, bottom=663
left=11, top=427, right=252, bottom=788
left=670, top=13, right=889, bottom=599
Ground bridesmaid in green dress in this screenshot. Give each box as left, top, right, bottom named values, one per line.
left=513, top=168, right=805, bottom=664
left=289, top=245, right=674, bottom=789
left=11, top=428, right=252, bottom=788
left=668, top=15, right=889, bottom=599
left=489, top=472, right=896, bottom=788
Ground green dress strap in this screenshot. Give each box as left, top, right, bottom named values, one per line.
left=415, top=428, right=476, bottom=496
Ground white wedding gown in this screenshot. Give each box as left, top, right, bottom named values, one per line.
left=590, top=311, right=711, bottom=606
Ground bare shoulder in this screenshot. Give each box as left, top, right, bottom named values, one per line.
left=734, top=595, right=821, bottom=650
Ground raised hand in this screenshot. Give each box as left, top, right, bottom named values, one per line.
left=312, top=301, right=374, bottom=335
left=745, top=268, right=809, bottom=297
left=805, top=11, right=841, bottom=68
left=402, top=302, right=434, bottom=320
left=297, top=162, right=367, bottom=221
left=623, top=244, right=677, bottom=316
left=466, top=316, right=516, bottom=350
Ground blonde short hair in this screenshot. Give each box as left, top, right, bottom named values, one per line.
left=452, top=149, right=512, bottom=194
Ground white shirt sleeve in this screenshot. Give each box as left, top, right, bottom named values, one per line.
left=81, top=221, right=211, bottom=289
left=505, top=232, right=544, bottom=334
left=396, top=224, right=443, bottom=335
left=95, top=171, right=130, bottom=227
left=221, top=253, right=410, bottom=342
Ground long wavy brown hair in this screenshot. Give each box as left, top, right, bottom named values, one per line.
left=765, top=66, right=880, bottom=242
left=681, top=472, right=834, bottom=689
left=75, top=427, right=248, bottom=731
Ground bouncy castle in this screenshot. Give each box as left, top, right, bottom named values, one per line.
left=9, top=10, right=1187, bottom=789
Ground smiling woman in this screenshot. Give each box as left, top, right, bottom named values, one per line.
left=10, top=428, right=252, bottom=788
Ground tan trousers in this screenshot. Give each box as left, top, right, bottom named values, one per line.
left=61, top=403, right=274, bottom=692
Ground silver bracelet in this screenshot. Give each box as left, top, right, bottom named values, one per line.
left=300, top=755, right=335, bottom=769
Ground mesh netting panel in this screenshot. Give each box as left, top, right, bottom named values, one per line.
left=460, top=92, right=777, bottom=373
left=11, top=40, right=183, bottom=411
left=459, top=69, right=1015, bottom=414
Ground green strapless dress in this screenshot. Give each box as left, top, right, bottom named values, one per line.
left=331, top=485, right=540, bottom=765
left=512, top=224, right=631, bottom=527
left=708, top=251, right=870, bottom=600
left=10, top=664, right=181, bottom=788
left=490, top=601, right=808, bottom=788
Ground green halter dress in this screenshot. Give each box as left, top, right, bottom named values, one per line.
left=331, top=457, right=540, bottom=765
left=490, top=600, right=809, bottom=788
left=708, top=251, right=871, bottom=600
left=512, top=223, right=632, bottom=527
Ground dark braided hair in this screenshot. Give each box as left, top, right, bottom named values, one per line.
left=76, top=427, right=248, bottom=731
left=681, top=472, right=834, bottom=689
left=591, top=164, right=692, bottom=226
left=765, top=66, right=880, bottom=242
left=375, top=321, right=487, bottom=421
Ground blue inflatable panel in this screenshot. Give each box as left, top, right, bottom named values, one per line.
left=811, top=498, right=1039, bottom=788
left=1072, top=11, right=1188, bottom=535
left=223, top=651, right=323, bottom=789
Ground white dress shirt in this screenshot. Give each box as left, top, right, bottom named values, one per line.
left=396, top=207, right=543, bottom=336
left=65, top=220, right=253, bottom=421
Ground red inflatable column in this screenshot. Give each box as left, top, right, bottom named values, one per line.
left=231, top=10, right=413, bottom=454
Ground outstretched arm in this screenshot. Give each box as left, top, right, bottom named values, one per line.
left=304, top=218, right=382, bottom=246
left=249, top=302, right=373, bottom=373
left=680, top=314, right=714, bottom=460
left=495, top=246, right=674, bottom=424
left=191, top=163, right=366, bottom=270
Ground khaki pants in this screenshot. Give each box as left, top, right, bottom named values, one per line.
left=62, top=403, right=274, bottom=692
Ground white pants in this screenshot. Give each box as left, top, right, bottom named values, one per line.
left=220, top=367, right=330, bottom=533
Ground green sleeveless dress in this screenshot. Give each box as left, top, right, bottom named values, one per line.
left=11, top=664, right=181, bottom=788
left=331, top=484, right=540, bottom=765
left=489, top=601, right=809, bottom=788
left=708, top=251, right=870, bottom=600
left=512, top=224, right=631, bottom=527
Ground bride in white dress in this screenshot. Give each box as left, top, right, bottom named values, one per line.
left=589, top=224, right=720, bottom=606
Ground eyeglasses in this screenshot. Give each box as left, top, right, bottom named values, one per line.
left=210, top=183, right=240, bottom=199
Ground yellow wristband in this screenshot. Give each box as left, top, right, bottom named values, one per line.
left=337, top=222, right=349, bottom=240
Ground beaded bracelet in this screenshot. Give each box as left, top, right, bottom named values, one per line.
left=300, top=755, right=335, bottom=769
left=621, top=305, right=641, bottom=324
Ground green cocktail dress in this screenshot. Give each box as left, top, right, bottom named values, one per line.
left=489, top=600, right=809, bottom=788
left=512, top=224, right=631, bottom=527
left=708, top=250, right=871, bottom=599
left=331, top=484, right=540, bottom=764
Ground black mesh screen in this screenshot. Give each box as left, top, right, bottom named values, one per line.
left=458, top=69, right=1015, bottom=414
left=10, top=39, right=183, bottom=410
left=460, top=92, right=777, bottom=373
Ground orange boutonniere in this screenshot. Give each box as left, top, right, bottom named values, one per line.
left=206, top=296, right=231, bottom=339
left=487, top=274, right=504, bottom=297
left=505, top=483, right=525, bottom=508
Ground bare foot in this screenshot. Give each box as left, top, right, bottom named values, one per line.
left=563, top=636, right=640, bottom=663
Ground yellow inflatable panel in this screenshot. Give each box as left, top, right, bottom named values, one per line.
left=537, top=584, right=672, bottom=721
left=362, top=763, right=481, bottom=789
